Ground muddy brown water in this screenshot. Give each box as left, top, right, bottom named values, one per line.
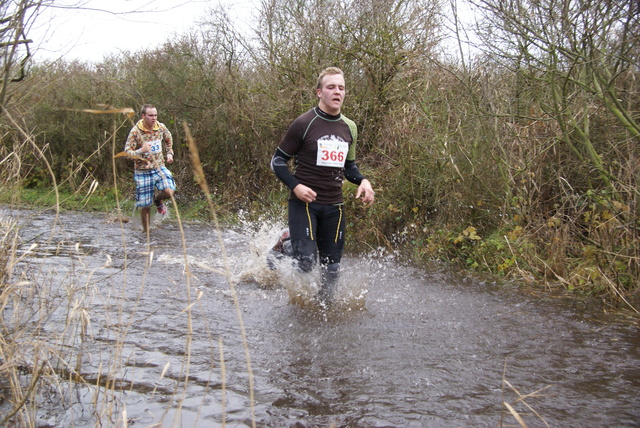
left=1, top=207, right=638, bottom=427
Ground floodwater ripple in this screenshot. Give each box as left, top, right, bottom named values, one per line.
left=0, top=207, right=638, bottom=427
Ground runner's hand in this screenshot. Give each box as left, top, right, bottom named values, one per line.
left=356, top=179, right=375, bottom=206
left=293, top=184, right=317, bottom=203
left=139, top=141, right=151, bottom=153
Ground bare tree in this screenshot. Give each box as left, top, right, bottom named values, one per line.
left=472, top=0, right=640, bottom=188
left=0, top=0, right=46, bottom=107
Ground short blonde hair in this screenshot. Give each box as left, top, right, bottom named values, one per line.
left=316, top=67, right=344, bottom=89
left=141, top=104, right=156, bottom=115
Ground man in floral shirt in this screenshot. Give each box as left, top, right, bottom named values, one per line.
left=124, top=104, right=175, bottom=233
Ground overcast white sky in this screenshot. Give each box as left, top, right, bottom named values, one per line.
left=27, top=0, right=478, bottom=64
left=29, top=0, right=258, bottom=63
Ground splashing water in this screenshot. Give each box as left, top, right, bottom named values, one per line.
left=3, top=207, right=639, bottom=427
left=236, top=217, right=369, bottom=312
left=129, top=204, right=169, bottom=232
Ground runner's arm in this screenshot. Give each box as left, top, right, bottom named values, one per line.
left=124, top=131, right=145, bottom=156
left=344, top=160, right=365, bottom=185
left=270, top=148, right=299, bottom=190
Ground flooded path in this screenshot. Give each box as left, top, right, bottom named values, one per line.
left=1, top=207, right=638, bottom=427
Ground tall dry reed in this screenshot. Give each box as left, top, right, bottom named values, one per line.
left=0, top=112, right=257, bottom=427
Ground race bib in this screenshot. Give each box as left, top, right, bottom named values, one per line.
left=149, top=139, right=162, bottom=155
left=316, top=140, right=348, bottom=167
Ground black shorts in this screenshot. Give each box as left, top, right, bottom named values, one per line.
left=288, top=199, right=345, bottom=269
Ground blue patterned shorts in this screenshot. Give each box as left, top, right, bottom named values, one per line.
left=134, top=167, right=176, bottom=207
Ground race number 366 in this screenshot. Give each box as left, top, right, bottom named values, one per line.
left=316, top=140, right=348, bottom=168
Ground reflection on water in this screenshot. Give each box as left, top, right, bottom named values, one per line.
left=1, top=207, right=639, bottom=427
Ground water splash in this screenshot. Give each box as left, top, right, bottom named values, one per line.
left=128, top=204, right=169, bottom=232
left=235, top=217, right=369, bottom=312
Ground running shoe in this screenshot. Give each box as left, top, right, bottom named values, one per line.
left=267, top=228, right=291, bottom=270
left=272, top=228, right=290, bottom=253
left=155, top=200, right=167, bottom=216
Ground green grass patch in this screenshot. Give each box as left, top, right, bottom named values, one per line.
left=0, top=186, right=136, bottom=213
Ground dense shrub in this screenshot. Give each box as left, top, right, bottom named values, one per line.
left=1, top=0, right=638, bottom=304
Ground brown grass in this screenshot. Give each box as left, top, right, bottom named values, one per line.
left=0, top=112, right=257, bottom=427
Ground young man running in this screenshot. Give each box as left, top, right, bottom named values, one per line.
left=124, top=104, right=175, bottom=233
left=270, top=67, right=375, bottom=304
